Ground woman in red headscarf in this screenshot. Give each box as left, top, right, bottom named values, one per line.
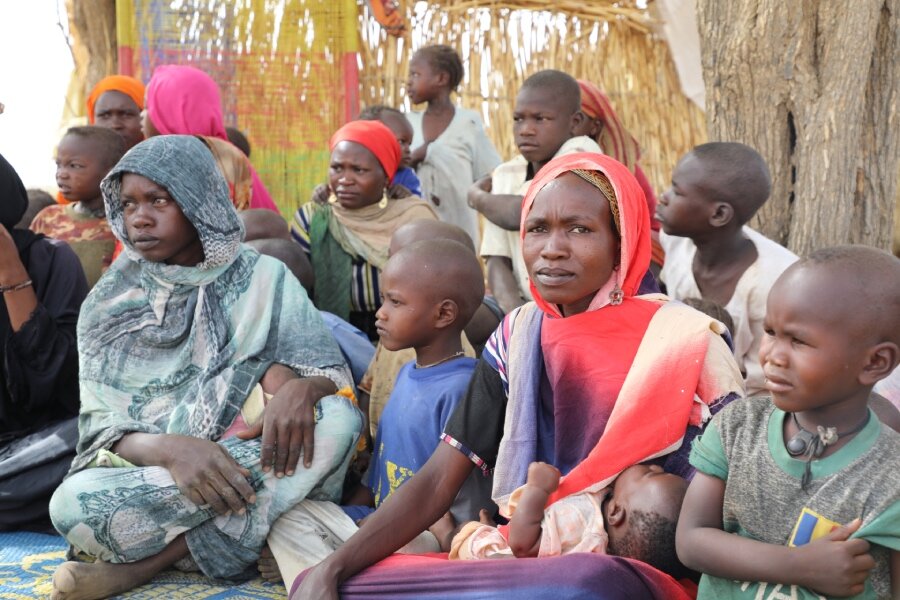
left=575, top=81, right=664, bottom=268
left=294, top=153, right=744, bottom=600
left=291, top=120, right=436, bottom=339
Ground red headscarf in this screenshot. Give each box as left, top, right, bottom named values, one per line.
left=329, top=120, right=401, bottom=181
left=86, top=75, right=145, bottom=124
left=520, top=152, right=651, bottom=318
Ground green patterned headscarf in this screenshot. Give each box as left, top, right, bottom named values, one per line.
left=72, top=135, right=351, bottom=473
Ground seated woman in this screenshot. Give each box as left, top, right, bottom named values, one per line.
left=142, top=64, right=277, bottom=211
left=0, top=154, right=88, bottom=530
left=48, top=135, right=362, bottom=600
left=291, top=120, right=437, bottom=339
left=295, top=153, right=745, bottom=599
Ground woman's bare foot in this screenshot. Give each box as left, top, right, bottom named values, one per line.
left=52, top=535, right=189, bottom=600
left=51, top=560, right=158, bottom=600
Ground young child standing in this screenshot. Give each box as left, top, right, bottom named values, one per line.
left=452, top=461, right=689, bottom=582
left=358, top=105, right=422, bottom=197
left=31, top=126, right=126, bottom=287
left=657, top=142, right=798, bottom=394
left=406, top=45, right=501, bottom=246
left=471, top=70, right=600, bottom=314
left=265, top=239, right=492, bottom=587
left=676, top=246, right=900, bottom=599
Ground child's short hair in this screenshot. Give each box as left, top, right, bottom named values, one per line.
left=358, top=105, right=404, bottom=121
left=391, top=238, right=484, bottom=327
left=796, top=245, right=900, bottom=345
left=18, top=189, right=56, bottom=229
left=248, top=238, right=314, bottom=293
left=682, top=297, right=735, bottom=335
left=240, top=208, right=290, bottom=242
left=390, top=219, right=475, bottom=254
left=64, top=125, right=127, bottom=170
left=226, top=126, right=251, bottom=157
left=613, top=509, right=690, bottom=579
left=414, top=45, right=464, bottom=90
left=520, top=70, right=582, bottom=116
left=690, top=142, right=771, bottom=225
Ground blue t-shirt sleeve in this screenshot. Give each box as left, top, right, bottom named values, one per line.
left=689, top=419, right=729, bottom=480
left=392, top=167, right=422, bottom=197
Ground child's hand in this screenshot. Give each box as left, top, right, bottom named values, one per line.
left=467, top=175, right=492, bottom=210
left=796, top=519, right=875, bottom=597
left=311, top=183, right=330, bottom=205
left=526, top=462, right=561, bottom=493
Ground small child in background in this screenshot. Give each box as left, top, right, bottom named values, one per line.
left=226, top=126, right=251, bottom=157
left=406, top=44, right=501, bottom=246
left=16, top=189, right=55, bottom=229
left=265, top=239, right=493, bottom=587
left=471, top=70, right=600, bottom=314
left=358, top=105, right=422, bottom=197
left=31, top=126, right=126, bottom=287
left=452, top=461, right=689, bottom=582
left=676, top=246, right=900, bottom=599
left=657, top=143, right=797, bottom=395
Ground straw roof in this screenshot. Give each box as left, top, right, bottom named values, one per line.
left=359, top=1, right=706, bottom=195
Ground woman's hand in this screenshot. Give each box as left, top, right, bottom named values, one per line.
left=164, top=435, right=257, bottom=515
left=237, top=372, right=337, bottom=477
left=0, top=224, right=29, bottom=285
left=291, top=561, right=341, bottom=600
left=311, top=183, right=330, bottom=205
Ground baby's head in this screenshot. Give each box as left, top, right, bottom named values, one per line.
left=358, top=106, right=414, bottom=170
left=56, top=126, right=127, bottom=207
left=761, top=245, right=900, bottom=414
left=604, top=464, right=689, bottom=578
left=658, top=142, right=770, bottom=238
left=240, top=208, right=290, bottom=242
left=514, top=70, right=583, bottom=168
left=376, top=238, right=484, bottom=352
left=682, top=297, right=735, bottom=337
left=388, top=218, right=475, bottom=257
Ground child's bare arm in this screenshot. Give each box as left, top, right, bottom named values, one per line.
left=467, top=177, right=522, bottom=231
left=677, top=472, right=875, bottom=597
left=508, top=463, right=560, bottom=558
left=486, top=256, right=523, bottom=315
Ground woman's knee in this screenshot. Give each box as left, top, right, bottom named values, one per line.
left=49, top=471, right=87, bottom=536
left=317, top=394, right=363, bottom=440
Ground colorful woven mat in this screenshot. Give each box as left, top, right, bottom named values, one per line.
left=0, top=532, right=285, bottom=599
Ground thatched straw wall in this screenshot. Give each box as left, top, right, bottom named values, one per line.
left=358, top=1, right=708, bottom=195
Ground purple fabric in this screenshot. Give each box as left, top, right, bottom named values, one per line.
left=292, top=553, right=694, bottom=599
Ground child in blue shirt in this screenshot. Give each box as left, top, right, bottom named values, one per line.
left=264, top=237, right=493, bottom=586
left=358, top=105, right=422, bottom=197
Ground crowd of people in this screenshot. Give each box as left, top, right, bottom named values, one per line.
left=0, top=43, right=897, bottom=600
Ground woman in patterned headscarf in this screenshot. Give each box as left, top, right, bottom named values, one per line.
left=48, top=135, right=362, bottom=600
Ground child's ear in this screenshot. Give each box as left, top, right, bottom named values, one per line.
left=569, top=111, right=586, bottom=136
left=859, top=341, right=899, bottom=386
left=709, top=202, right=734, bottom=228
left=434, top=299, right=458, bottom=330
left=435, top=70, right=450, bottom=89
left=605, top=495, right=626, bottom=528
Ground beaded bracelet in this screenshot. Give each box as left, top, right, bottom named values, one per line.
left=0, top=279, right=32, bottom=294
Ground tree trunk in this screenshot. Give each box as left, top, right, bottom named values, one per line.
left=697, top=0, right=899, bottom=256
left=66, top=0, right=117, bottom=119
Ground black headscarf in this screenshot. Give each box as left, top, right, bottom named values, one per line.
left=0, top=153, right=41, bottom=258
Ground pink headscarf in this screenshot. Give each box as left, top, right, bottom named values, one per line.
left=145, top=65, right=278, bottom=212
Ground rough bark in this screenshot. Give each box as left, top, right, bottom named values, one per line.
left=697, top=0, right=899, bottom=255
left=66, top=0, right=117, bottom=117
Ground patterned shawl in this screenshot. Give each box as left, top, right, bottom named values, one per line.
left=486, top=153, right=743, bottom=515
left=71, top=135, right=350, bottom=473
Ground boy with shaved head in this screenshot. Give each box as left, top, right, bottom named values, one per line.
left=265, top=238, right=494, bottom=587
left=677, top=245, right=900, bottom=599
left=470, top=70, right=600, bottom=314
left=657, top=142, right=798, bottom=394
